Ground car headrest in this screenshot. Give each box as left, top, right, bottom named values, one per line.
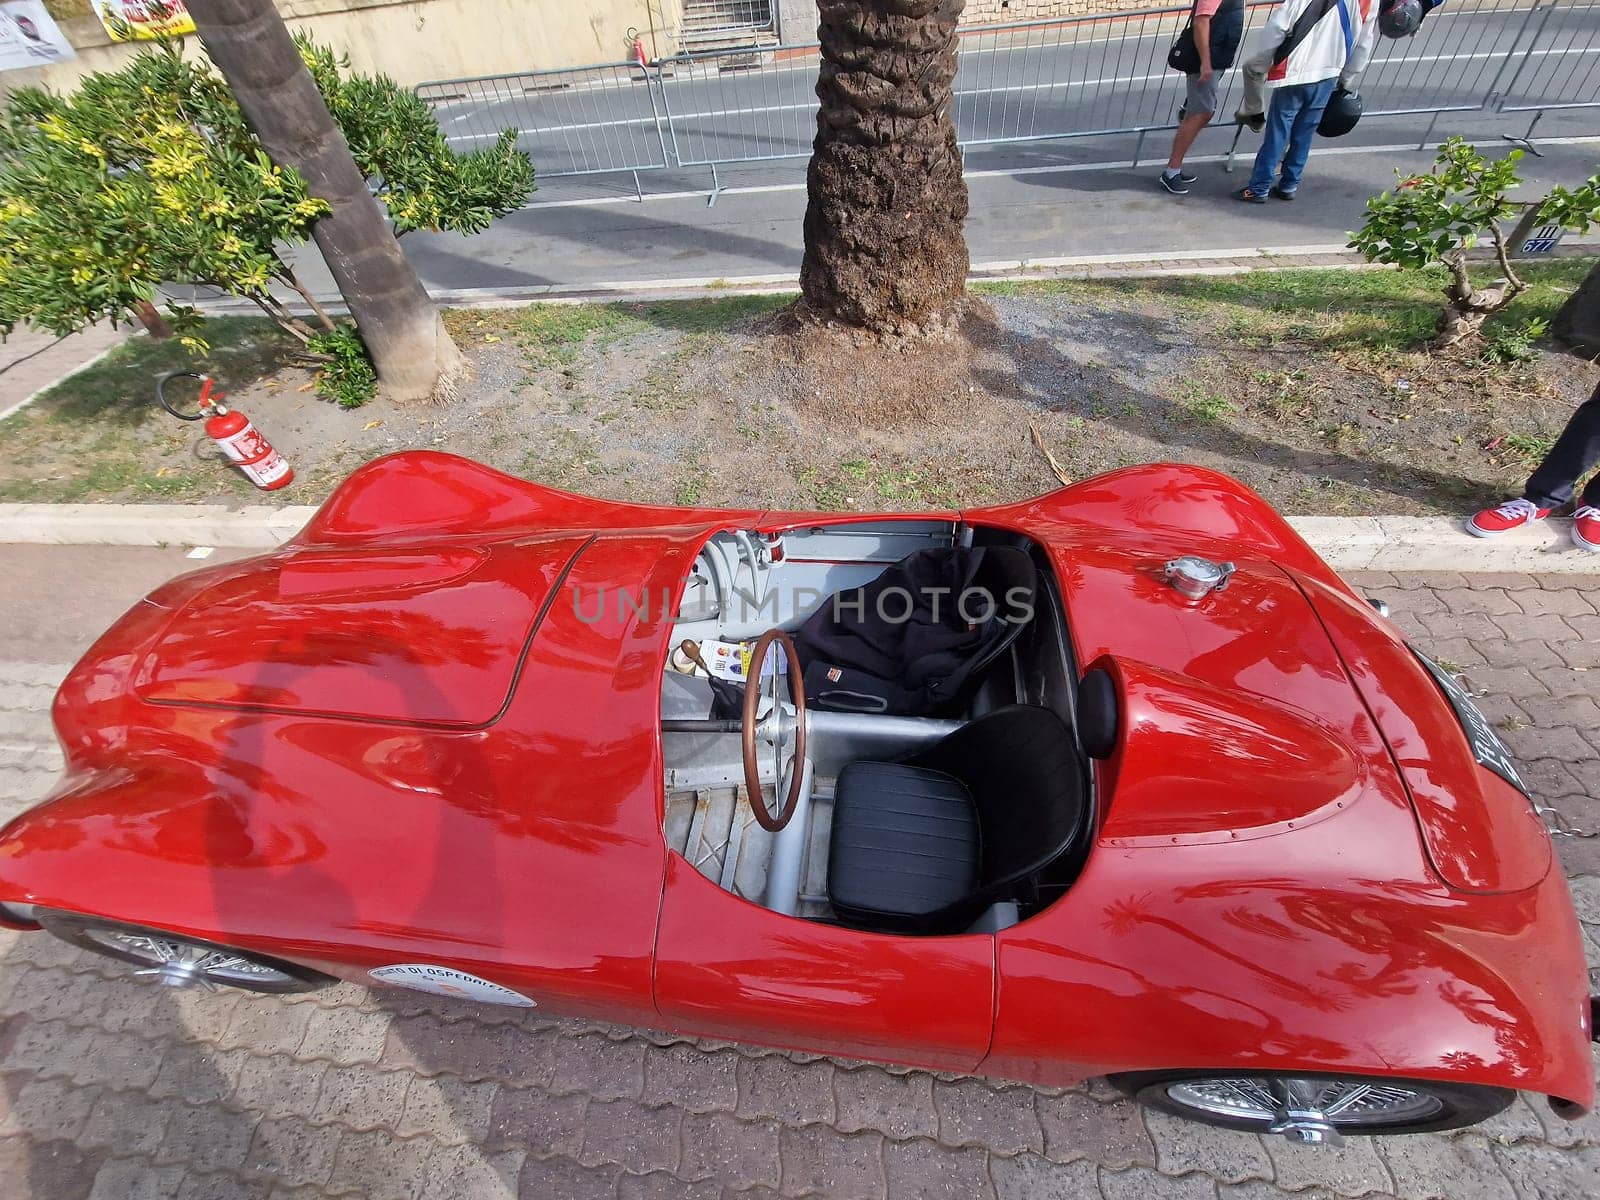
left=1077, top=668, right=1119, bottom=759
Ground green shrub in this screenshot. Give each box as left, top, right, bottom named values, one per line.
left=1479, top=317, right=1548, bottom=365
left=307, top=324, right=377, bottom=409
left=0, top=37, right=533, bottom=350
left=1350, top=138, right=1600, bottom=348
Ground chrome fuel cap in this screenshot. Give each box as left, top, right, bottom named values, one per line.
left=1163, top=555, right=1236, bottom=600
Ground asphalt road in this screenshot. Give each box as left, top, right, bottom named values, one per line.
left=264, top=3, right=1600, bottom=299
left=420, top=2, right=1600, bottom=176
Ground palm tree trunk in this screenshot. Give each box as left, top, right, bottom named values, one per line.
left=1553, top=260, right=1600, bottom=357
left=187, top=0, right=467, bottom=401
left=800, top=0, right=970, bottom=335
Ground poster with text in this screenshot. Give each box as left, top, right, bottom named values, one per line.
left=0, top=0, right=75, bottom=72
left=96, top=0, right=194, bottom=43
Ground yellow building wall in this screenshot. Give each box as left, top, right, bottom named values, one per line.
left=4, top=0, right=684, bottom=94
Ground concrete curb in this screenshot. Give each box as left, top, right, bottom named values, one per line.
left=175, top=238, right=1598, bottom=313
left=0, top=503, right=317, bottom=550
left=1285, top=515, right=1600, bottom=574
left=2, top=502, right=1596, bottom=574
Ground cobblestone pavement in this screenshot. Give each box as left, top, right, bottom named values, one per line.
left=0, top=565, right=1598, bottom=1200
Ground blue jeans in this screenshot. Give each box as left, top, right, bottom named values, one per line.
left=1247, top=78, right=1337, bottom=196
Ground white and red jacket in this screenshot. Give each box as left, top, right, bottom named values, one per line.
left=1256, top=0, right=1381, bottom=88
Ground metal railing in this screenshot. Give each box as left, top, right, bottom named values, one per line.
left=419, top=61, right=670, bottom=177
left=659, top=43, right=820, bottom=166
left=1492, top=0, right=1600, bottom=146
left=417, top=0, right=1600, bottom=187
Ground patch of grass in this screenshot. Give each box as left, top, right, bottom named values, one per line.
left=1182, top=391, right=1236, bottom=423
left=474, top=304, right=648, bottom=368
left=984, top=258, right=1594, bottom=356
left=1501, top=431, right=1557, bottom=465
left=0, top=317, right=302, bottom=504
left=633, top=294, right=791, bottom=334
left=1252, top=368, right=1314, bottom=420
left=449, top=293, right=790, bottom=373
left=799, top=456, right=966, bottom=510
left=1479, top=317, right=1548, bottom=365
left=12, top=317, right=293, bottom=429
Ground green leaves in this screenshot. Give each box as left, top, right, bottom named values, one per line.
left=306, top=322, right=377, bottom=408
left=1348, top=139, right=1600, bottom=345
left=1539, top=173, right=1600, bottom=233
left=0, top=44, right=327, bottom=340
left=1349, top=138, right=1524, bottom=271
left=294, top=35, right=534, bottom=237
left=0, top=34, right=532, bottom=360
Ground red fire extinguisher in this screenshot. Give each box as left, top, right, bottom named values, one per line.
left=629, top=27, right=649, bottom=68
left=157, top=371, right=294, bottom=491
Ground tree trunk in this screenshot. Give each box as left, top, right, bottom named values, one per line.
left=132, top=299, right=172, bottom=339
left=188, top=0, right=467, bottom=401
left=1433, top=304, right=1493, bottom=350
left=800, top=0, right=970, bottom=336
left=1553, top=259, right=1600, bottom=358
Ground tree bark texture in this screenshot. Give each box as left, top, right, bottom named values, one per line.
left=800, top=1, right=970, bottom=335
left=133, top=299, right=173, bottom=339
left=187, top=0, right=467, bottom=401
left=1553, top=259, right=1600, bottom=358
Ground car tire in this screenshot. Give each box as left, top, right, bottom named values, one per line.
left=37, top=910, right=333, bottom=995
left=1109, top=1068, right=1513, bottom=1135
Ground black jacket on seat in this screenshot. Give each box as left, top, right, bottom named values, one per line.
left=828, top=705, right=1088, bottom=934
left=794, top=546, right=1037, bottom=718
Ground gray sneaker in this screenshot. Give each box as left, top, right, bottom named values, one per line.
left=1159, top=171, right=1191, bottom=195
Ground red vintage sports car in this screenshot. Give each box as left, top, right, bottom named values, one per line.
left=0, top=451, right=1592, bottom=1143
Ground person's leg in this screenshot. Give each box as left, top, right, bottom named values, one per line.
left=1166, top=72, right=1218, bottom=178
left=1246, top=86, right=1300, bottom=197
left=1235, top=49, right=1272, bottom=124
left=1275, top=78, right=1336, bottom=195
left=1164, top=110, right=1210, bottom=180
left=1525, top=382, right=1600, bottom=508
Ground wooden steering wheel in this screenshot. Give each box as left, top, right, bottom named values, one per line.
left=741, top=629, right=808, bottom=832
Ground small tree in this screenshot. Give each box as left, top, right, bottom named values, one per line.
left=0, top=47, right=331, bottom=348
left=1350, top=138, right=1600, bottom=349
left=0, top=38, right=533, bottom=362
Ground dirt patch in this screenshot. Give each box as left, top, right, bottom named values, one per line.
left=2, top=261, right=1595, bottom=516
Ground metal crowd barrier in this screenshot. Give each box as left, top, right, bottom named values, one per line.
left=1491, top=0, right=1600, bottom=148
left=658, top=44, right=821, bottom=167
left=415, top=0, right=1600, bottom=186
left=416, top=61, right=670, bottom=178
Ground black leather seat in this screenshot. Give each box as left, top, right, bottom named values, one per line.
left=828, top=704, right=1088, bottom=933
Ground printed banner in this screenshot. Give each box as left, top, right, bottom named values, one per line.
left=0, top=1, right=76, bottom=72
left=95, top=0, right=194, bottom=42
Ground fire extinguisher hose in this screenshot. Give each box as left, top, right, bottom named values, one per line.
left=156, top=371, right=211, bottom=421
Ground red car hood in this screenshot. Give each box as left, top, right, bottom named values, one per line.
left=1061, top=544, right=1549, bottom=894
left=129, top=534, right=592, bottom=727
left=1061, top=547, right=1405, bottom=846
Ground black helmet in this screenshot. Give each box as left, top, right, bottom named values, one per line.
left=1317, top=88, right=1363, bottom=138
left=1379, top=0, right=1424, bottom=38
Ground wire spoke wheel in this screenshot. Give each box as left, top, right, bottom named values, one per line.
left=80, top=928, right=297, bottom=989
left=36, top=910, right=332, bottom=994
left=1164, top=1077, right=1444, bottom=1127
left=1111, top=1069, right=1513, bottom=1138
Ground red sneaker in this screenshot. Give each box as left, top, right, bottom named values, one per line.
left=1574, top=505, right=1600, bottom=552
left=1467, top=497, right=1551, bottom=537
